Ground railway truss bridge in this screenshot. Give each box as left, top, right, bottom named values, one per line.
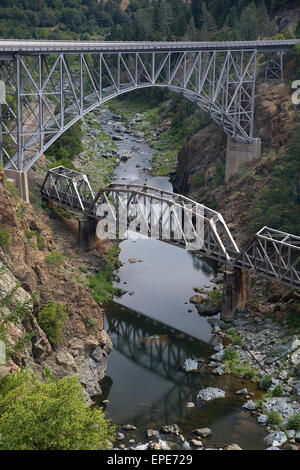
left=41, top=166, right=300, bottom=322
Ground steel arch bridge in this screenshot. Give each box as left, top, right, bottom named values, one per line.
left=0, top=39, right=299, bottom=172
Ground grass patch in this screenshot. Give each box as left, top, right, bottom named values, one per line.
left=0, top=229, right=12, bottom=250
left=87, top=246, right=121, bottom=304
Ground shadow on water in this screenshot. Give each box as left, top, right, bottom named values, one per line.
left=94, top=302, right=266, bottom=449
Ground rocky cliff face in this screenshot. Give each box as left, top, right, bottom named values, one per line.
left=172, top=78, right=295, bottom=246
left=0, top=170, right=112, bottom=399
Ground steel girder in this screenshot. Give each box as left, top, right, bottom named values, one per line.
left=264, top=52, right=284, bottom=82
left=0, top=47, right=259, bottom=171
left=41, top=167, right=240, bottom=262
left=41, top=168, right=300, bottom=290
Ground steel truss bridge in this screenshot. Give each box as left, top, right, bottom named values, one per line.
left=41, top=166, right=300, bottom=290
left=105, top=303, right=230, bottom=425
left=0, top=39, right=299, bottom=172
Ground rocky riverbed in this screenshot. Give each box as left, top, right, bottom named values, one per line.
left=73, top=103, right=300, bottom=451
left=40, top=100, right=299, bottom=451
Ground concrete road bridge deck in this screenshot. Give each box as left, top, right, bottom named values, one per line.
left=1, top=38, right=299, bottom=199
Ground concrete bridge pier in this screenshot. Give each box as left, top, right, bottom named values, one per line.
left=4, top=169, right=29, bottom=202
left=225, top=137, right=261, bottom=180
left=220, top=268, right=249, bottom=322
left=78, top=217, right=97, bottom=250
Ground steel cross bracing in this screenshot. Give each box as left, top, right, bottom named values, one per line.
left=234, top=227, right=300, bottom=288
left=41, top=167, right=300, bottom=289
left=41, top=166, right=240, bottom=263
left=1, top=39, right=299, bottom=172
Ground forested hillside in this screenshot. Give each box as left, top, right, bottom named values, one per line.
left=0, top=0, right=298, bottom=41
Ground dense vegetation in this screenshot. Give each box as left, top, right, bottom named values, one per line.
left=0, top=0, right=294, bottom=41
left=252, top=46, right=300, bottom=235
left=0, top=370, right=115, bottom=450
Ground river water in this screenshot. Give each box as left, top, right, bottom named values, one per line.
left=95, top=107, right=266, bottom=450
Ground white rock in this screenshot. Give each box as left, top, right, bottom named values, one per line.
left=257, top=414, right=268, bottom=423
left=243, top=400, right=257, bottom=410
left=183, top=358, right=199, bottom=372
left=264, top=431, right=287, bottom=447
left=209, top=350, right=224, bottom=362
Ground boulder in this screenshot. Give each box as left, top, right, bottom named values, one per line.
left=183, top=358, right=199, bottom=372
left=209, top=350, right=224, bottom=362
left=293, top=381, right=300, bottom=398
left=243, top=400, right=257, bottom=411
left=193, top=428, right=212, bottom=438
left=224, top=443, right=242, bottom=450
left=190, top=439, right=203, bottom=447
left=265, top=431, right=287, bottom=447
left=160, top=424, right=180, bottom=436
left=197, top=387, right=226, bottom=401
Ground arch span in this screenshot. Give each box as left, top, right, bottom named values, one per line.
left=1, top=47, right=258, bottom=171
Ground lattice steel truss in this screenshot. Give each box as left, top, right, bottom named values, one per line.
left=40, top=166, right=95, bottom=212
left=41, top=168, right=300, bottom=290
left=0, top=46, right=259, bottom=171
left=264, top=52, right=284, bottom=82
left=41, top=167, right=240, bottom=262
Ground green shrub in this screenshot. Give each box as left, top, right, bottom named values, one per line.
left=223, top=345, right=239, bottom=362
left=214, top=159, right=225, bottom=185
left=260, top=375, right=273, bottom=390
left=192, top=170, right=205, bottom=188
left=206, top=288, right=222, bottom=306
left=227, top=328, right=242, bottom=346
left=272, top=384, right=284, bottom=397
left=267, top=410, right=282, bottom=426
left=287, top=414, right=300, bottom=431
left=38, top=302, right=67, bottom=345
left=88, top=246, right=120, bottom=304
left=86, top=317, right=97, bottom=329
left=0, top=229, right=11, bottom=250
left=45, top=251, right=64, bottom=269
left=256, top=400, right=264, bottom=410
left=0, top=370, right=115, bottom=450
left=36, top=234, right=46, bottom=251
left=244, top=368, right=257, bottom=379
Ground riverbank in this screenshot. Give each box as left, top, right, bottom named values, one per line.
left=31, top=96, right=300, bottom=450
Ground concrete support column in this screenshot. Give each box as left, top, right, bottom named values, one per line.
left=225, top=137, right=261, bottom=180
left=4, top=169, right=29, bottom=202
left=221, top=268, right=249, bottom=323
left=78, top=217, right=97, bottom=250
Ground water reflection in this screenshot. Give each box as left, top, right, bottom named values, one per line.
left=99, top=302, right=263, bottom=445
left=105, top=302, right=212, bottom=384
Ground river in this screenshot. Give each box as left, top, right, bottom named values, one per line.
left=93, top=106, right=266, bottom=450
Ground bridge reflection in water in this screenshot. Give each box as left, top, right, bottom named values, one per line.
left=99, top=302, right=252, bottom=432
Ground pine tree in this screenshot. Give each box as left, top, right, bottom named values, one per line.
left=238, top=2, right=259, bottom=40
